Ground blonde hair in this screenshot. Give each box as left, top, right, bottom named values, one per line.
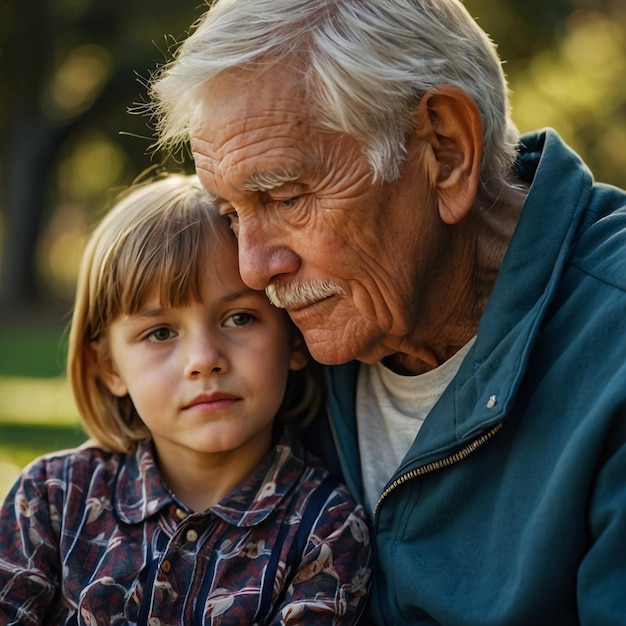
left=150, top=0, right=519, bottom=183
left=68, top=174, right=318, bottom=454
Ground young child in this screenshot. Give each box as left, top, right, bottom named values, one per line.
left=0, top=174, right=371, bottom=624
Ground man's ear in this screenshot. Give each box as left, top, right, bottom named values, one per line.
left=288, top=332, right=309, bottom=372
left=88, top=341, right=128, bottom=398
left=414, top=85, right=483, bottom=225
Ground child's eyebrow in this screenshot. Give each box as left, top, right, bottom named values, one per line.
left=222, top=288, right=268, bottom=304
left=128, top=306, right=167, bottom=319
left=125, top=288, right=269, bottom=317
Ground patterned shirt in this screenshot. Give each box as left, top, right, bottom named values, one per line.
left=0, top=427, right=371, bottom=625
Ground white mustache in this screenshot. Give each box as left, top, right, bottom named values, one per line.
left=266, top=280, right=344, bottom=309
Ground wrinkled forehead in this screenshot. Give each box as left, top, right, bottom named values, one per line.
left=190, top=64, right=314, bottom=150
left=190, top=72, right=324, bottom=204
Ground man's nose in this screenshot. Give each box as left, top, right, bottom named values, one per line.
left=237, top=219, right=300, bottom=290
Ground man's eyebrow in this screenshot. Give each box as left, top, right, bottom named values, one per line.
left=242, top=169, right=299, bottom=192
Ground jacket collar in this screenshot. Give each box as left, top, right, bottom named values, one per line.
left=459, top=130, right=591, bottom=423
left=114, top=427, right=306, bottom=526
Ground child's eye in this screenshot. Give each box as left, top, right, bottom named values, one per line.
left=146, top=327, right=176, bottom=342
left=224, top=312, right=254, bottom=328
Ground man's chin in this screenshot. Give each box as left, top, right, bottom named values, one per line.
left=300, top=330, right=359, bottom=366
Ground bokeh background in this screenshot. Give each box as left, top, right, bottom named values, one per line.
left=1, top=0, right=625, bottom=497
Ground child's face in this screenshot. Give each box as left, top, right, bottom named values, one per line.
left=97, top=241, right=307, bottom=478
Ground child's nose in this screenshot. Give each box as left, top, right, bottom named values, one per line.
left=184, top=335, right=228, bottom=378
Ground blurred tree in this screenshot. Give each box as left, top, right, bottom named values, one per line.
left=466, top=0, right=626, bottom=187
left=0, top=0, right=624, bottom=312
left=0, top=0, right=198, bottom=309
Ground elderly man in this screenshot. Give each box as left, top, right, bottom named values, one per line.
left=149, top=1, right=626, bottom=623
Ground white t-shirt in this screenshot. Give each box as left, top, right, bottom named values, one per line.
left=356, top=338, right=476, bottom=516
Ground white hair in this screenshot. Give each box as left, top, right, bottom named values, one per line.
left=266, top=280, right=345, bottom=310
left=150, top=0, right=519, bottom=183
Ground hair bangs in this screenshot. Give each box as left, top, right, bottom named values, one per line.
left=116, top=209, right=225, bottom=316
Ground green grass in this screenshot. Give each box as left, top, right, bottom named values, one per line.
left=0, top=422, right=87, bottom=468
left=0, top=377, right=87, bottom=498
left=0, top=316, right=87, bottom=498
left=0, top=321, right=69, bottom=378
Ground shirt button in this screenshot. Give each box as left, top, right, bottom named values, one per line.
left=186, top=529, right=199, bottom=543
left=175, top=508, right=187, bottom=520
left=161, top=560, right=171, bottom=573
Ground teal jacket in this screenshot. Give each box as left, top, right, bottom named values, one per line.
left=308, top=129, right=626, bottom=624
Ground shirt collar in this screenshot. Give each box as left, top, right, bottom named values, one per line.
left=115, top=427, right=306, bottom=526
left=115, top=440, right=173, bottom=524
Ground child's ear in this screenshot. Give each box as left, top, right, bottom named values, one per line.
left=288, top=332, right=309, bottom=372
left=88, top=341, right=128, bottom=398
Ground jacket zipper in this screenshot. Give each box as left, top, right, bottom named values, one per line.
left=374, top=422, right=504, bottom=515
